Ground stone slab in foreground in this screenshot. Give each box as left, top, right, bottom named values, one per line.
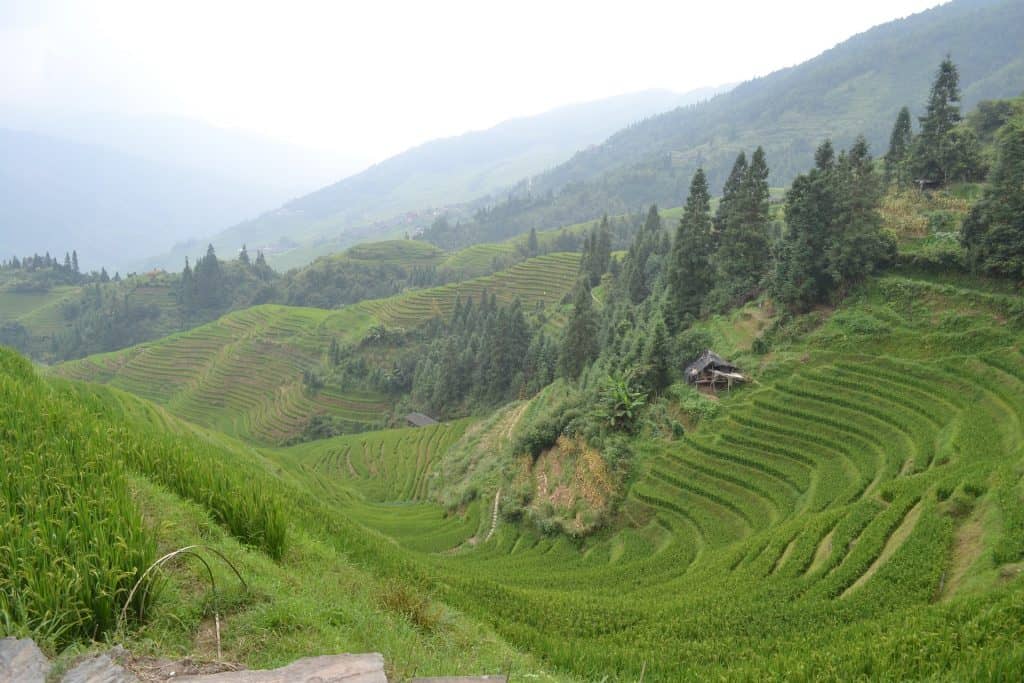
left=0, top=637, right=52, bottom=683
left=61, top=649, right=137, bottom=683
left=173, top=653, right=387, bottom=682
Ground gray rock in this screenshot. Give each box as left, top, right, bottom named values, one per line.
left=0, top=637, right=51, bottom=683
left=60, top=652, right=138, bottom=683
left=174, top=653, right=387, bottom=682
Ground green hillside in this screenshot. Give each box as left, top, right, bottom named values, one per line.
left=10, top=265, right=1023, bottom=679
left=265, top=271, right=1024, bottom=679
left=0, top=347, right=555, bottom=679
left=425, top=0, right=1024, bottom=248
left=2, top=233, right=587, bottom=365
left=53, top=252, right=581, bottom=443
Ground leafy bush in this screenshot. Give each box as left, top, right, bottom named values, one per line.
left=669, top=382, right=721, bottom=423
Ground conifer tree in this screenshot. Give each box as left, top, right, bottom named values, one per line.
left=593, top=216, right=612, bottom=284
left=664, top=168, right=714, bottom=331
left=714, top=152, right=748, bottom=237
left=254, top=250, right=273, bottom=281
left=774, top=138, right=893, bottom=310
left=911, top=57, right=975, bottom=184
left=961, top=116, right=1024, bottom=279
left=559, top=281, right=599, bottom=380
left=885, top=107, right=913, bottom=187
left=239, top=244, right=250, bottom=266
left=640, top=315, right=672, bottom=393
left=71, top=250, right=79, bottom=274
left=179, top=257, right=194, bottom=307
left=714, top=148, right=772, bottom=304
left=527, top=227, right=539, bottom=256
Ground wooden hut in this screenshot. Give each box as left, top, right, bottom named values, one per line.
left=684, top=350, right=746, bottom=391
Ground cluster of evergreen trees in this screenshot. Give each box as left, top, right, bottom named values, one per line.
left=2, top=250, right=79, bottom=274
left=557, top=135, right=894, bottom=400
left=177, top=244, right=275, bottom=315
left=773, top=139, right=896, bottom=310
left=961, top=113, right=1024, bottom=279
left=884, top=58, right=983, bottom=188
left=1, top=250, right=95, bottom=290
left=409, top=295, right=556, bottom=416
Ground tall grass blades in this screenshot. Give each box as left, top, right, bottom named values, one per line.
left=0, top=349, right=155, bottom=648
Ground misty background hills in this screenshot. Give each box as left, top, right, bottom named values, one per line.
left=422, top=0, right=1024, bottom=248
left=3, top=0, right=1023, bottom=272
left=0, top=114, right=365, bottom=271
left=142, top=87, right=729, bottom=271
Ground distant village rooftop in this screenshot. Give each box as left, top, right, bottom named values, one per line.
left=405, top=412, right=439, bottom=427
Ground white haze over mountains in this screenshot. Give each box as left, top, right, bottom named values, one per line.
left=2, top=1, right=945, bottom=163
left=0, top=0, right=945, bottom=269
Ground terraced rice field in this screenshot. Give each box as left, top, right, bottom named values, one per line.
left=272, top=274, right=1024, bottom=680
left=440, top=243, right=518, bottom=277
left=273, top=420, right=481, bottom=553
left=53, top=304, right=388, bottom=443
left=362, top=252, right=579, bottom=329
left=345, top=239, right=447, bottom=265
left=0, top=285, right=80, bottom=337
left=52, top=254, right=580, bottom=443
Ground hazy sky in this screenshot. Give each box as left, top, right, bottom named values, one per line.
left=1, top=0, right=945, bottom=162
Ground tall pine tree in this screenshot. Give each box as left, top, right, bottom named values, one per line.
left=961, top=116, right=1024, bottom=279
left=559, top=280, right=599, bottom=380
left=912, top=57, right=966, bottom=185
left=774, top=137, right=893, bottom=311
left=885, top=106, right=913, bottom=187
left=714, top=147, right=772, bottom=304
left=664, top=168, right=714, bottom=331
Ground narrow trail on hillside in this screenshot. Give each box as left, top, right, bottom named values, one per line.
left=484, top=490, right=501, bottom=542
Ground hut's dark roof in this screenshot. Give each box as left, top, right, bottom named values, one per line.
left=685, top=349, right=738, bottom=381
left=406, top=412, right=438, bottom=427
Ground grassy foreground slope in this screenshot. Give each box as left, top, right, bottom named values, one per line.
left=52, top=252, right=579, bottom=443
left=268, top=271, right=1024, bottom=680
left=0, top=347, right=558, bottom=680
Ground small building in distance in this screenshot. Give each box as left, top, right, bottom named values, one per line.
left=684, top=350, right=746, bottom=391
left=405, top=412, right=438, bottom=428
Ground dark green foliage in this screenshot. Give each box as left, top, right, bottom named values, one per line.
left=620, top=205, right=669, bottom=304
left=639, top=315, right=672, bottom=394
left=664, top=168, right=714, bottom=331
left=712, top=148, right=773, bottom=305
left=885, top=107, right=914, bottom=187
left=1, top=249, right=94, bottom=289
left=410, top=296, right=546, bottom=416
left=578, top=216, right=613, bottom=286
left=910, top=57, right=984, bottom=185
left=512, top=389, right=585, bottom=460
left=595, top=370, right=647, bottom=432
left=559, top=281, right=600, bottom=379
left=961, top=116, right=1024, bottom=279
left=190, top=244, right=227, bottom=310
left=774, top=137, right=895, bottom=310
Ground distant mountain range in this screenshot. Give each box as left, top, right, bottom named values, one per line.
left=144, top=87, right=730, bottom=271
left=0, top=114, right=365, bottom=271
left=423, top=0, right=1024, bottom=247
